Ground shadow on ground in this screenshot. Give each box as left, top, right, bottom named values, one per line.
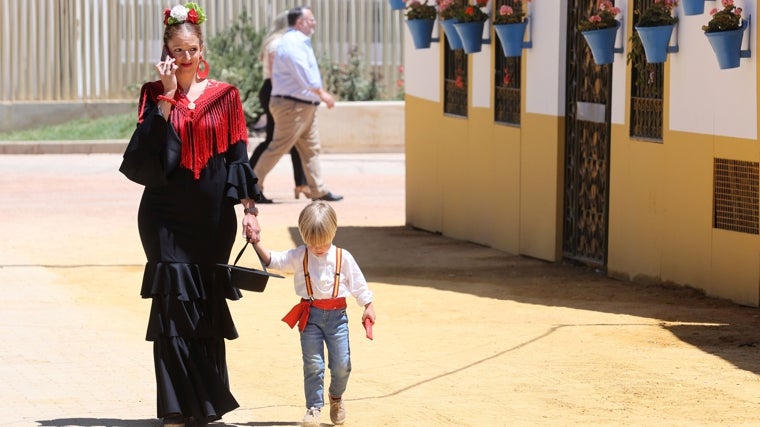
left=37, top=419, right=299, bottom=427
left=319, top=225, right=760, bottom=376
left=37, top=419, right=158, bottom=427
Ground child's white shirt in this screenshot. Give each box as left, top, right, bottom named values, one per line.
left=267, top=244, right=373, bottom=307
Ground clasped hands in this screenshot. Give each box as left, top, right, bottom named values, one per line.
left=242, top=214, right=261, bottom=244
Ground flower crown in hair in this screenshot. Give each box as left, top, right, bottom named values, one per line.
left=163, top=2, right=206, bottom=26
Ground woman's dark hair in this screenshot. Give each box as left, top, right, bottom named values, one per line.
left=287, top=6, right=310, bottom=26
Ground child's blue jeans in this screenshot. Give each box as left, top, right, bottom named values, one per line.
left=300, top=306, right=352, bottom=409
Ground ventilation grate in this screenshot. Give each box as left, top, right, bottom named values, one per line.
left=714, top=158, right=759, bottom=235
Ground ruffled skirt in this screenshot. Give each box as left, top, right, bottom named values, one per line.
left=141, top=262, right=243, bottom=422
left=136, top=150, right=258, bottom=422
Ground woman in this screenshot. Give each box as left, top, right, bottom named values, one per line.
left=123, top=3, right=261, bottom=426
left=249, top=11, right=311, bottom=203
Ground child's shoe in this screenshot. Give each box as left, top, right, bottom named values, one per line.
left=329, top=396, right=346, bottom=425
left=302, top=407, right=321, bottom=427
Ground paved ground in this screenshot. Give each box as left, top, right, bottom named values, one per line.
left=2, top=151, right=760, bottom=426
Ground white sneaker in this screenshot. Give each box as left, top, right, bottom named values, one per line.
left=302, top=407, right=321, bottom=427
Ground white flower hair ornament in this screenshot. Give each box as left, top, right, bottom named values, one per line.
left=163, top=2, right=206, bottom=25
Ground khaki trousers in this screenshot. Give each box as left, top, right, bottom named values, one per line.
left=253, top=97, right=327, bottom=197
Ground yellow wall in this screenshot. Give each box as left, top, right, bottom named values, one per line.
left=406, top=90, right=760, bottom=306
left=520, top=113, right=564, bottom=261
left=404, top=3, right=760, bottom=307
left=405, top=94, right=564, bottom=259
left=606, top=67, right=760, bottom=306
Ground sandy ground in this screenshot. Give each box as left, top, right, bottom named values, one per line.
left=1, top=153, right=760, bottom=427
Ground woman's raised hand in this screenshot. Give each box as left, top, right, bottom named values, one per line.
left=156, top=56, right=178, bottom=93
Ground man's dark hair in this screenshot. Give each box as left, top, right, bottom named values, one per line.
left=288, top=6, right=310, bottom=26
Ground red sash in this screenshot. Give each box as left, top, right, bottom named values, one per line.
left=282, top=248, right=343, bottom=332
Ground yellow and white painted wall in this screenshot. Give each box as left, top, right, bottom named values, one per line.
left=403, top=0, right=760, bottom=306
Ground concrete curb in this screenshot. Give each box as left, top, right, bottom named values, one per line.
left=0, top=140, right=128, bottom=155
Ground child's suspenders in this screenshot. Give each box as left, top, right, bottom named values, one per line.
left=303, top=247, right=343, bottom=299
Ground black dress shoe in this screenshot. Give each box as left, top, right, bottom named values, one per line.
left=313, top=191, right=343, bottom=202
left=257, top=193, right=274, bottom=204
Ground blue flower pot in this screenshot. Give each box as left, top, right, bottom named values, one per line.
left=705, top=21, right=747, bottom=69
left=453, top=20, right=485, bottom=54
left=681, top=0, right=705, bottom=16
left=581, top=21, right=620, bottom=65
left=389, top=0, right=406, bottom=10
left=635, top=24, right=675, bottom=64
left=493, top=20, right=529, bottom=57
left=406, top=19, right=435, bottom=49
left=440, top=18, right=463, bottom=50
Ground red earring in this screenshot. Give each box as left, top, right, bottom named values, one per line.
left=197, top=58, right=210, bottom=79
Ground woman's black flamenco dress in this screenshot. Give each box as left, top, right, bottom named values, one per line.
left=129, top=80, right=259, bottom=424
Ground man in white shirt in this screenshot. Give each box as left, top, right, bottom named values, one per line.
left=253, top=5, right=343, bottom=202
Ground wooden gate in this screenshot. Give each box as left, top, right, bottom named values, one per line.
left=563, top=0, right=615, bottom=266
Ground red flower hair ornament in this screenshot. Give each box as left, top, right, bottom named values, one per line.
left=163, top=2, right=207, bottom=26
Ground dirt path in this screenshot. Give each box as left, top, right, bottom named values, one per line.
left=1, top=154, right=760, bottom=426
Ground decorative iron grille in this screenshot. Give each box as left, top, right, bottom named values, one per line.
left=629, top=0, right=664, bottom=141
left=443, top=0, right=468, bottom=117
left=444, top=48, right=468, bottom=117
left=714, top=158, right=760, bottom=235
left=494, top=56, right=521, bottom=125
left=563, top=0, right=614, bottom=266
left=494, top=0, right=522, bottom=125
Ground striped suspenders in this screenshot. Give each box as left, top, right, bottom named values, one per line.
left=303, top=247, right=343, bottom=299
left=282, top=247, right=347, bottom=332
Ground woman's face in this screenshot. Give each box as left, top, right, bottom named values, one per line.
left=166, top=28, right=203, bottom=78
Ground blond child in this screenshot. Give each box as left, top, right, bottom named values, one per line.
left=253, top=201, right=376, bottom=426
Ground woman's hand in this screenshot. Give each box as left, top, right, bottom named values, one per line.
left=156, top=56, right=178, bottom=93
left=242, top=212, right=261, bottom=243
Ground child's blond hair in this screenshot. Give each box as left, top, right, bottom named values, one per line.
left=298, top=201, right=338, bottom=247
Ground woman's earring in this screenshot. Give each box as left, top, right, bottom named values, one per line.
left=197, top=58, right=210, bottom=79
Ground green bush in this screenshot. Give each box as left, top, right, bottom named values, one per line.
left=318, top=47, right=380, bottom=101
left=205, top=11, right=265, bottom=131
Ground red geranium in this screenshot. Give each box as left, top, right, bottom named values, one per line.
left=456, top=0, right=489, bottom=23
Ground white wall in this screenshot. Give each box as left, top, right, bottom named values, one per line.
left=669, top=0, right=757, bottom=140
left=404, top=23, right=441, bottom=103
left=525, top=0, right=569, bottom=117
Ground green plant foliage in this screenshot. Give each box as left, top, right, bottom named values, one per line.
left=578, top=0, right=621, bottom=32
left=318, top=47, right=380, bottom=101
left=457, top=0, right=490, bottom=23
left=627, top=6, right=664, bottom=97
left=204, top=11, right=265, bottom=131
left=636, top=0, right=678, bottom=27
left=406, top=0, right=437, bottom=20
left=493, top=1, right=530, bottom=25
left=438, top=0, right=464, bottom=20
left=703, top=2, right=743, bottom=32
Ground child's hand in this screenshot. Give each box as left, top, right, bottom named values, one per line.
left=363, top=318, right=373, bottom=340
left=362, top=302, right=375, bottom=340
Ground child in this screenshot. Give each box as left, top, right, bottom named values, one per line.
left=253, top=201, right=376, bottom=426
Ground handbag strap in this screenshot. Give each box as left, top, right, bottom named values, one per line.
left=233, top=240, right=269, bottom=273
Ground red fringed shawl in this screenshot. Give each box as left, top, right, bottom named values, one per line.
left=137, top=80, right=249, bottom=179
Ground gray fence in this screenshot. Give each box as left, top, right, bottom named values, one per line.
left=0, top=0, right=405, bottom=102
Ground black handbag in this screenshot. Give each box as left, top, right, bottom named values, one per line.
left=218, top=240, right=284, bottom=292
left=119, top=108, right=181, bottom=187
